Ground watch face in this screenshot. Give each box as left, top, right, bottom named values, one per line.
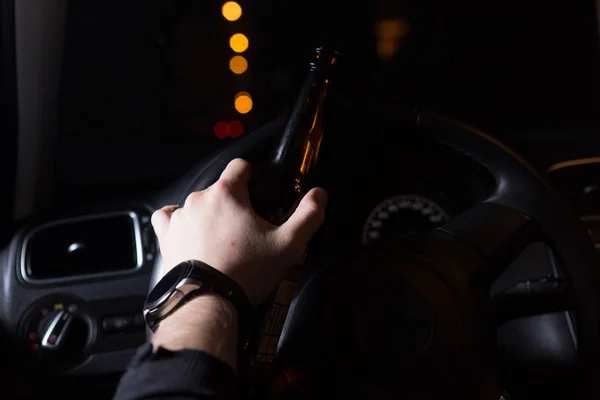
left=146, top=264, right=188, bottom=308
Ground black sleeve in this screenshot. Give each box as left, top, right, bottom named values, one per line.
left=113, top=343, right=239, bottom=400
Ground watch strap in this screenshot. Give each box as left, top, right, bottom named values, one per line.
left=144, top=260, right=252, bottom=332
left=184, top=259, right=252, bottom=318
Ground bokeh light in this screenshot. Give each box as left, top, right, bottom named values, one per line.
left=375, top=18, right=410, bottom=60
left=228, top=121, right=244, bottom=138
left=229, top=33, right=249, bottom=53
left=221, top=2, right=242, bottom=22
left=234, top=91, right=253, bottom=114
left=229, top=55, right=248, bottom=74
left=213, top=121, right=229, bottom=139
left=213, top=121, right=245, bottom=139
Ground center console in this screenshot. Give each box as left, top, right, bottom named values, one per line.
left=1, top=205, right=156, bottom=376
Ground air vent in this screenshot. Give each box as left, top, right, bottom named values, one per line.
left=21, top=212, right=143, bottom=283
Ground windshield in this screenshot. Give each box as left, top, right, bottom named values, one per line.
left=55, top=0, right=600, bottom=203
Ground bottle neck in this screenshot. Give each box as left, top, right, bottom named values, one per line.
left=257, top=47, right=340, bottom=224
left=270, top=48, right=340, bottom=174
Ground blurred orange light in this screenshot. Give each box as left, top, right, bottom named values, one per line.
left=375, top=18, right=409, bottom=60
left=229, top=55, right=248, bottom=74
left=234, top=91, right=253, bottom=114
left=222, top=2, right=242, bottom=21
left=229, top=33, right=249, bottom=53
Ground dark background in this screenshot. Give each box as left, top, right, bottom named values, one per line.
left=0, top=0, right=17, bottom=241
left=53, top=0, right=600, bottom=203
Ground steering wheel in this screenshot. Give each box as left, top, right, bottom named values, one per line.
left=151, top=111, right=600, bottom=399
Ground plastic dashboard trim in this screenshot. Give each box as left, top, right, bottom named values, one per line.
left=0, top=203, right=157, bottom=377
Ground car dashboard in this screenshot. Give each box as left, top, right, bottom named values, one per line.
left=1, top=111, right=600, bottom=398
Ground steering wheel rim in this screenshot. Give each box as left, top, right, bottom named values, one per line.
left=418, top=112, right=600, bottom=347
left=151, top=110, right=600, bottom=398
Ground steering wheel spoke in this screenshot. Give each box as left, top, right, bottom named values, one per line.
left=492, top=278, right=573, bottom=325
left=438, top=202, right=542, bottom=288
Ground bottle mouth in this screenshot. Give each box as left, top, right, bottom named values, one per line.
left=309, top=46, right=342, bottom=72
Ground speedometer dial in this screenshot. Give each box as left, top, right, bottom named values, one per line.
left=362, top=194, right=450, bottom=245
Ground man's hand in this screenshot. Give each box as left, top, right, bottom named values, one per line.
left=151, top=158, right=328, bottom=307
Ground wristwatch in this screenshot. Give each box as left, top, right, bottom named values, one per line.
left=144, top=260, right=251, bottom=332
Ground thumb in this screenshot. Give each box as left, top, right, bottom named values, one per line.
left=279, top=188, right=328, bottom=247
left=151, top=205, right=178, bottom=239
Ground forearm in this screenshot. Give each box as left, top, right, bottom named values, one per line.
left=114, top=295, right=239, bottom=400
left=152, top=294, right=239, bottom=370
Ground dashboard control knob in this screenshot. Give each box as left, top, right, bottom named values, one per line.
left=40, top=310, right=73, bottom=350
left=20, top=296, right=96, bottom=371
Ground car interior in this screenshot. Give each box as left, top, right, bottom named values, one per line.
left=1, top=0, right=600, bottom=399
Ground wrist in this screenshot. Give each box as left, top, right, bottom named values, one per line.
left=152, top=294, right=238, bottom=368
left=146, top=260, right=251, bottom=331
